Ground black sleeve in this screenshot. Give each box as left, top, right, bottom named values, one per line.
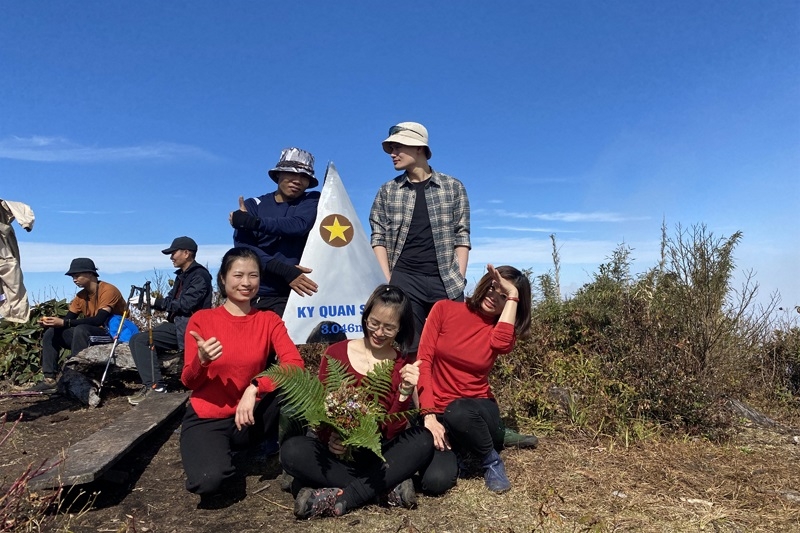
left=70, top=309, right=112, bottom=328
left=265, top=259, right=302, bottom=283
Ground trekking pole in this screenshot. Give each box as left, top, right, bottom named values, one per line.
left=144, top=281, right=156, bottom=390
left=98, top=285, right=137, bottom=394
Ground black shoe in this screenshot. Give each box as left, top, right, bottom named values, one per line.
left=385, top=478, right=417, bottom=509
left=294, top=487, right=345, bottom=519
left=503, top=428, right=539, bottom=449
left=27, top=377, right=57, bottom=394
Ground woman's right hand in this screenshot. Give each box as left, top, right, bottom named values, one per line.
left=424, top=414, right=451, bottom=451
left=328, top=432, right=347, bottom=456
left=189, top=331, right=222, bottom=366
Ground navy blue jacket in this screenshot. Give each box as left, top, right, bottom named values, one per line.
left=233, top=191, right=320, bottom=298
left=153, top=261, right=213, bottom=349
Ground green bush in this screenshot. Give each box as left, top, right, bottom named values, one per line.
left=491, top=224, right=793, bottom=442
left=0, top=299, right=69, bottom=384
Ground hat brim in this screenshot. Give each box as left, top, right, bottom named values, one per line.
left=381, top=136, right=432, bottom=159
left=64, top=269, right=97, bottom=276
left=161, top=247, right=178, bottom=255
left=268, top=168, right=319, bottom=189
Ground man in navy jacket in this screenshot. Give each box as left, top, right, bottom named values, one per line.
left=230, top=147, right=320, bottom=317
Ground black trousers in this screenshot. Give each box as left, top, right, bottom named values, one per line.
left=180, top=391, right=281, bottom=495
left=281, top=425, right=434, bottom=511
left=41, top=324, right=106, bottom=377
left=389, top=269, right=462, bottom=353
left=129, top=323, right=179, bottom=388
left=420, top=398, right=504, bottom=494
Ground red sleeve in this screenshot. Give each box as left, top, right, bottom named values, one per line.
left=489, top=322, right=517, bottom=354
left=417, top=301, right=444, bottom=412
left=253, top=313, right=305, bottom=394
left=181, top=313, right=210, bottom=389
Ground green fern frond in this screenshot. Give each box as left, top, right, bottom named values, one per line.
left=340, top=415, right=384, bottom=461
left=263, top=365, right=326, bottom=424
left=360, top=359, right=395, bottom=406
left=322, top=355, right=357, bottom=394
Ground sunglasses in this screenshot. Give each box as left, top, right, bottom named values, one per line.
left=388, top=125, right=424, bottom=139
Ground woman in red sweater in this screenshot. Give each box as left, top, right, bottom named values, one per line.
left=281, top=285, right=434, bottom=519
left=418, top=264, right=531, bottom=494
left=180, top=247, right=304, bottom=497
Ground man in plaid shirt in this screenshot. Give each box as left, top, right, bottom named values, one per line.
left=370, top=121, right=470, bottom=353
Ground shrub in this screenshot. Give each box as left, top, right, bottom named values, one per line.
left=0, top=299, right=68, bottom=384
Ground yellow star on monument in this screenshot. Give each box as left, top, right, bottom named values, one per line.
left=323, top=216, right=351, bottom=243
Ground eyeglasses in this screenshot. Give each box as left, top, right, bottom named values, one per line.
left=365, top=317, right=399, bottom=336
left=388, top=125, right=424, bottom=138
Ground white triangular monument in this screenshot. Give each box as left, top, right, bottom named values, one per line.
left=283, top=162, right=386, bottom=344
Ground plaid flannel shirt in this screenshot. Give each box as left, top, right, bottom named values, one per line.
left=370, top=169, right=471, bottom=299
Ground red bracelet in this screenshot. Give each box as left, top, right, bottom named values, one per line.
left=506, top=296, right=520, bottom=302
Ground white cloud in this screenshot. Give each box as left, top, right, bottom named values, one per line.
left=0, top=136, right=217, bottom=163
left=473, top=209, right=648, bottom=223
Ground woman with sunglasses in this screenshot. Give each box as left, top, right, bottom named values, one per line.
left=417, top=264, right=532, bottom=495
left=281, top=284, right=434, bottom=519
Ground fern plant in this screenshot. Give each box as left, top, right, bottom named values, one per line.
left=264, top=355, right=410, bottom=461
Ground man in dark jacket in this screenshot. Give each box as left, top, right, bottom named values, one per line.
left=128, top=236, right=212, bottom=405
left=230, top=147, right=320, bottom=317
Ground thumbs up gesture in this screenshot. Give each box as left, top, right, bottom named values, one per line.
left=229, top=197, right=259, bottom=231
left=400, top=360, right=422, bottom=388
left=189, top=330, right=223, bottom=367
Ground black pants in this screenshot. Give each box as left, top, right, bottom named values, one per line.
left=281, top=426, right=434, bottom=511
left=129, top=323, right=179, bottom=388
left=420, top=398, right=504, bottom=494
left=389, top=270, right=462, bottom=353
left=180, top=392, right=281, bottom=495
left=41, top=324, right=106, bottom=377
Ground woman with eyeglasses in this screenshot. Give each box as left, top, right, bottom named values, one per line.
left=417, top=264, right=532, bottom=495
left=281, top=284, right=435, bottom=520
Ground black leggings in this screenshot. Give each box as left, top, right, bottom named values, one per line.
left=180, top=392, right=281, bottom=495
left=281, top=426, right=434, bottom=512
left=420, top=398, right=504, bottom=495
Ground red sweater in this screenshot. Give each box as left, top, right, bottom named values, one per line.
left=182, top=306, right=304, bottom=419
left=319, top=340, right=413, bottom=441
left=417, top=300, right=516, bottom=413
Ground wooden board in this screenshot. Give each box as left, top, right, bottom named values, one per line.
left=28, top=392, right=189, bottom=490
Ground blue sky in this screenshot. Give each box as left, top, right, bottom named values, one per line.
left=2, top=1, right=798, bottom=311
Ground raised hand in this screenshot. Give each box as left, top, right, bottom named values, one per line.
left=487, top=263, right=518, bottom=299
left=230, top=196, right=258, bottom=230
left=289, top=265, right=318, bottom=296
left=400, top=360, right=422, bottom=389
left=189, top=330, right=222, bottom=366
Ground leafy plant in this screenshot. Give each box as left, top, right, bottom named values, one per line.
left=0, top=299, right=69, bottom=384
left=264, top=356, right=407, bottom=461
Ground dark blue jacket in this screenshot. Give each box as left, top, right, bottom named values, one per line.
left=233, top=191, right=320, bottom=298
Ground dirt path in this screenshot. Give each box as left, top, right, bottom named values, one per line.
left=1, top=382, right=799, bottom=532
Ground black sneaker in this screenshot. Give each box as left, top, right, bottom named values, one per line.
left=128, top=384, right=167, bottom=406
left=294, top=487, right=345, bottom=519
left=385, top=478, right=417, bottom=509
left=27, top=377, right=57, bottom=394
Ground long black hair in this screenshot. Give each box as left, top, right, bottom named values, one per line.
left=361, top=284, right=415, bottom=353
left=466, top=265, right=532, bottom=339
left=216, top=247, right=262, bottom=294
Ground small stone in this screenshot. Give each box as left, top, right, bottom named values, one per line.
left=612, top=490, right=627, bottom=499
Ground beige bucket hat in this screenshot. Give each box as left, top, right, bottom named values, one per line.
left=382, top=122, right=432, bottom=159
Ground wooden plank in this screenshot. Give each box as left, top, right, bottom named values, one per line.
left=28, top=392, right=189, bottom=490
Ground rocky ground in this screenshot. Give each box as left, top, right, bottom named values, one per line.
left=1, top=372, right=799, bottom=532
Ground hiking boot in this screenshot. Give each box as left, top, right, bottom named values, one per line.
left=27, top=377, right=57, bottom=394
left=385, top=478, right=417, bottom=509
left=503, top=427, right=539, bottom=449
left=294, top=487, right=345, bottom=519
left=128, top=384, right=167, bottom=406
left=482, top=449, right=511, bottom=493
